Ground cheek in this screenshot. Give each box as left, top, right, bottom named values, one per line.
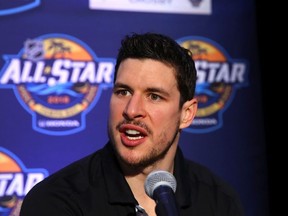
left=153, top=110, right=181, bottom=135
left=109, top=105, right=119, bottom=128
left=109, top=109, right=119, bottom=124
left=151, top=107, right=180, bottom=122
left=109, top=99, right=127, bottom=131
left=109, top=97, right=123, bottom=116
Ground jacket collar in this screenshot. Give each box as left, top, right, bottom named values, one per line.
left=101, top=142, right=193, bottom=207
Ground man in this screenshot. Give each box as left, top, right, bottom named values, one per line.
left=20, top=32, right=244, bottom=216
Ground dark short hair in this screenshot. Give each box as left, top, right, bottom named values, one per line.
left=114, top=32, right=197, bottom=107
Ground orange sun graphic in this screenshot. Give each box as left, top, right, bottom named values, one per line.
left=0, top=152, right=21, bottom=172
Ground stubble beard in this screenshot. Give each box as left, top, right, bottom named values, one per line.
left=108, top=119, right=180, bottom=172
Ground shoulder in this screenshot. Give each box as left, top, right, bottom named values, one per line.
left=176, top=148, right=239, bottom=199
left=175, top=148, right=244, bottom=215
left=185, top=159, right=244, bottom=214
left=25, top=146, right=106, bottom=198
left=20, top=144, right=115, bottom=215
left=186, top=159, right=238, bottom=198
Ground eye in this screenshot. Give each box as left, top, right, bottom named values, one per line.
left=114, top=89, right=131, bottom=97
left=149, top=93, right=162, bottom=101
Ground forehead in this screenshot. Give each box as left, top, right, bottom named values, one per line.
left=116, top=58, right=177, bottom=87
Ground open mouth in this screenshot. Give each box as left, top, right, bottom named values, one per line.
left=119, top=123, right=148, bottom=146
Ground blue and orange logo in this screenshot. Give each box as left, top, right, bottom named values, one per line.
left=177, top=36, right=249, bottom=133
left=0, top=33, right=115, bottom=135
left=0, top=147, right=48, bottom=216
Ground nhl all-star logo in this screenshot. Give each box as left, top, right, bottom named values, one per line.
left=0, top=147, right=48, bottom=216
left=177, top=36, right=249, bottom=133
left=0, top=33, right=115, bottom=136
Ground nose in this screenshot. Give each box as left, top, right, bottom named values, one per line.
left=123, top=94, right=146, bottom=120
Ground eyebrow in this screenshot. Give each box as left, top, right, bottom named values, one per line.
left=145, top=87, right=170, bottom=97
left=114, top=82, right=170, bottom=97
left=113, top=83, right=131, bottom=90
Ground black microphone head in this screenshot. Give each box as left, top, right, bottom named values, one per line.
left=144, top=170, right=177, bottom=198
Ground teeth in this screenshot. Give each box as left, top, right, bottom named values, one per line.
left=127, top=136, right=143, bottom=140
left=125, top=129, right=143, bottom=140
left=126, top=129, right=140, bottom=135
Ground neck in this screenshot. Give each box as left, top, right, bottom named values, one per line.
left=122, top=147, right=177, bottom=216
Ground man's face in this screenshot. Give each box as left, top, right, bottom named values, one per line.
left=108, top=58, right=185, bottom=169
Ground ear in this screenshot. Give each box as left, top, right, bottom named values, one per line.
left=179, top=98, right=198, bottom=129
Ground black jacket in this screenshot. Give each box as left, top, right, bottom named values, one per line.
left=20, top=142, right=244, bottom=216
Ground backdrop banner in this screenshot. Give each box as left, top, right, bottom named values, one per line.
left=0, top=1, right=269, bottom=215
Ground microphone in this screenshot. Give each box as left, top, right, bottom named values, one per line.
left=144, top=170, right=180, bottom=216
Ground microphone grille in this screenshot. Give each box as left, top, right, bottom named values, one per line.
left=144, top=170, right=177, bottom=198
